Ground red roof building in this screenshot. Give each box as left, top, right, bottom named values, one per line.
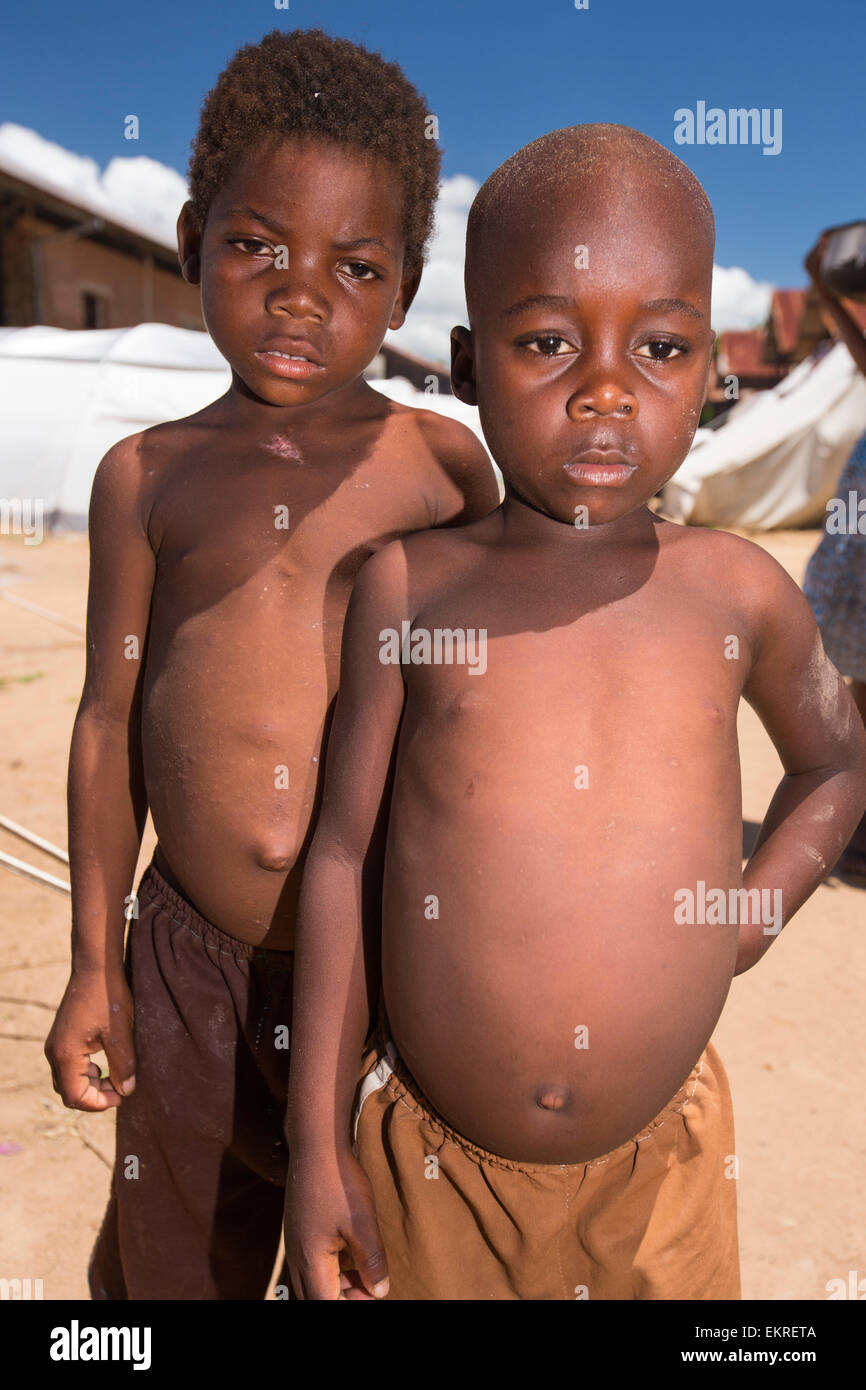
left=707, top=286, right=866, bottom=421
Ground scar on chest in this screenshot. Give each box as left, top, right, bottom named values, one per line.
left=261, top=434, right=305, bottom=463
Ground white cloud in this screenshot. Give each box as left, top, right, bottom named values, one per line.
left=711, top=264, right=774, bottom=332
left=388, top=173, right=479, bottom=364
left=0, top=123, right=186, bottom=249
left=98, top=155, right=188, bottom=247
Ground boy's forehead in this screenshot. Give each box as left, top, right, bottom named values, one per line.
left=212, top=136, right=404, bottom=223
left=472, top=168, right=713, bottom=315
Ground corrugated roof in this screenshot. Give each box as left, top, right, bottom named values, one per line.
left=717, top=329, right=786, bottom=379
left=0, top=124, right=181, bottom=253
left=770, top=289, right=807, bottom=357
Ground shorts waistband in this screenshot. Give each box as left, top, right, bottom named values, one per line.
left=136, top=853, right=293, bottom=964
left=364, top=1011, right=707, bottom=1175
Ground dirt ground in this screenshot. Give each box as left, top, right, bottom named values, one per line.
left=0, top=526, right=863, bottom=1302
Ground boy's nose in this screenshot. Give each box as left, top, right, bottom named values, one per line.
left=265, top=275, right=328, bottom=323
left=566, top=377, right=638, bottom=419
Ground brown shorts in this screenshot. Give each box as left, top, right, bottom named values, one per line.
left=353, top=1027, right=741, bottom=1301
left=89, top=856, right=294, bottom=1300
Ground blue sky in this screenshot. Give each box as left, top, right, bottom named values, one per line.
left=4, top=0, right=864, bottom=287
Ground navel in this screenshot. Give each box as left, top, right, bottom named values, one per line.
left=536, top=1088, right=569, bottom=1112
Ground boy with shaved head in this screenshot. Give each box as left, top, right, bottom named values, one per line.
left=285, top=125, right=866, bottom=1300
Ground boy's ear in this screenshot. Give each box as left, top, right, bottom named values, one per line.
left=389, top=264, right=423, bottom=330
left=177, top=201, right=202, bottom=285
left=450, top=325, right=477, bottom=406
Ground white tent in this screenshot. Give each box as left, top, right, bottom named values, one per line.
left=0, top=324, right=229, bottom=528
left=0, top=323, right=494, bottom=530
left=663, top=340, right=866, bottom=529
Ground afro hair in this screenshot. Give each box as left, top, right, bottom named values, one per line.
left=187, top=28, right=441, bottom=273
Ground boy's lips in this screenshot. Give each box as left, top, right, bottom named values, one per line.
left=563, top=451, right=637, bottom=487
left=254, top=338, right=325, bottom=380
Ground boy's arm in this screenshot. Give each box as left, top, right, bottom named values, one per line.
left=419, top=411, right=502, bottom=523
left=45, top=434, right=156, bottom=1108
left=738, top=554, right=866, bottom=973
left=285, top=541, right=410, bottom=1300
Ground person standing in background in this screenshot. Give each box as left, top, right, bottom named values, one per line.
left=803, top=230, right=866, bottom=884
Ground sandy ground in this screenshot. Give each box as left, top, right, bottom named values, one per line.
left=0, top=525, right=863, bottom=1303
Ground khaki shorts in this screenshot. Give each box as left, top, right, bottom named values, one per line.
left=353, top=1028, right=740, bottom=1301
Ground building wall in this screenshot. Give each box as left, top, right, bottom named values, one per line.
left=1, top=210, right=203, bottom=330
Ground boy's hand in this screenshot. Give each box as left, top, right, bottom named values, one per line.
left=285, top=1148, right=389, bottom=1301
left=45, top=966, right=135, bottom=1110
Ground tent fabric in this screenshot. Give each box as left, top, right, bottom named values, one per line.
left=0, top=325, right=231, bottom=528
left=662, top=341, right=866, bottom=529
left=0, top=324, right=492, bottom=530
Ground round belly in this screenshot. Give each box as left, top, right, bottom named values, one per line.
left=382, top=800, right=742, bottom=1163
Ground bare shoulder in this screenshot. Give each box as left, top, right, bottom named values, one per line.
left=658, top=516, right=800, bottom=595
left=91, top=405, right=222, bottom=521
left=656, top=517, right=815, bottom=650
left=355, top=506, right=502, bottom=612
left=413, top=405, right=494, bottom=475
left=89, top=428, right=155, bottom=532
left=409, top=404, right=482, bottom=455
left=386, top=402, right=501, bottom=521
left=94, top=411, right=205, bottom=484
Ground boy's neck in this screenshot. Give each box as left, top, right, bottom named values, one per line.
left=501, top=488, right=658, bottom=554
left=223, top=369, right=382, bottom=429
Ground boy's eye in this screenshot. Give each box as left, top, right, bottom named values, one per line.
left=524, top=334, right=575, bottom=356
left=229, top=238, right=274, bottom=257
left=636, top=340, right=687, bottom=361
left=341, top=261, right=381, bottom=281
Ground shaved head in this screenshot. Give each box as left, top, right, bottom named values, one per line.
left=451, top=122, right=717, bottom=530
left=465, top=124, right=715, bottom=321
